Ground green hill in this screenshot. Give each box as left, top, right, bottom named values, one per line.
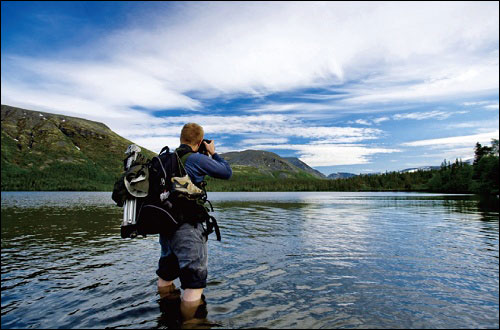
left=1, top=104, right=320, bottom=191
left=1, top=104, right=156, bottom=191
left=220, top=150, right=321, bottom=179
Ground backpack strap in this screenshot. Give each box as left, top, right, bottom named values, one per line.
left=159, top=146, right=170, bottom=155
left=153, top=146, right=171, bottom=194
left=175, top=148, right=194, bottom=177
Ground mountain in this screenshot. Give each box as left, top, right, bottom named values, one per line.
left=283, top=157, right=326, bottom=178
left=327, top=172, right=358, bottom=179
left=1, top=104, right=156, bottom=191
left=219, top=150, right=320, bottom=179
left=400, top=166, right=441, bottom=173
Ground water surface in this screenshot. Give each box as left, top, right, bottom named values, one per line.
left=1, top=191, right=498, bottom=328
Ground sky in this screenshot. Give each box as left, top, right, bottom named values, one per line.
left=1, top=1, right=499, bottom=175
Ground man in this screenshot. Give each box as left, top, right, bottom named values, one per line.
left=156, top=123, right=232, bottom=320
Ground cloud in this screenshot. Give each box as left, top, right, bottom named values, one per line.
left=484, top=104, right=499, bottom=110
left=445, top=120, right=499, bottom=131
left=123, top=114, right=384, bottom=152
left=240, top=137, right=289, bottom=145
left=401, top=131, right=499, bottom=147
left=353, top=119, right=372, bottom=126
left=344, top=62, right=499, bottom=104
left=247, top=143, right=400, bottom=166
left=2, top=2, right=498, bottom=115
left=245, top=102, right=340, bottom=113
left=372, top=117, right=390, bottom=124
left=393, top=111, right=453, bottom=121
left=411, top=147, right=477, bottom=162
left=348, top=110, right=467, bottom=126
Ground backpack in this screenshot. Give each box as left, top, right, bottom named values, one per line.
left=112, top=145, right=221, bottom=241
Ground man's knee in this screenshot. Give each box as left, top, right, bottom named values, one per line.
left=179, top=266, right=207, bottom=290
left=158, top=277, right=174, bottom=288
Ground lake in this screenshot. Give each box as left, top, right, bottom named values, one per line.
left=1, top=191, right=498, bottom=329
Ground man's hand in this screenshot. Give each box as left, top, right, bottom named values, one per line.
left=203, top=140, right=216, bottom=156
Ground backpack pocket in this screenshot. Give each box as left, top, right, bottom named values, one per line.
left=136, top=203, right=179, bottom=236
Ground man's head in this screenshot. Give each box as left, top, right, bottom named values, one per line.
left=180, top=123, right=204, bottom=151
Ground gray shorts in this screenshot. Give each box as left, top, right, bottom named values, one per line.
left=156, top=222, right=208, bottom=289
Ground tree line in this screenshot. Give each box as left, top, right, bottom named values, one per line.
left=207, top=139, right=499, bottom=195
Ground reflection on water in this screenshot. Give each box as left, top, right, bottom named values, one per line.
left=1, top=192, right=499, bottom=329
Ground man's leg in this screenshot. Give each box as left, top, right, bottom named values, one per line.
left=157, top=233, right=180, bottom=290
left=183, top=288, right=203, bottom=301
left=169, top=223, right=208, bottom=298
left=169, top=223, right=209, bottom=323
left=158, top=277, right=174, bottom=288
left=180, top=293, right=207, bottom=323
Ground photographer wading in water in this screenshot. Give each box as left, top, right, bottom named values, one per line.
left=113, top=122, right=231, bottom=324
left=157, top=123, right=232, bottom=321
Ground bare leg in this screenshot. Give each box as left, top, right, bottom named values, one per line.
left=182, top=288, right=203, bottom=302
left=158, top=277, right=174, bottom=288
left=180, top=290, right=207, bottom=324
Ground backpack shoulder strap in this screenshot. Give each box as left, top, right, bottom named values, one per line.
left=180, top=151, right=193, bottom=167
left=174, top=148, right=194, bottom=176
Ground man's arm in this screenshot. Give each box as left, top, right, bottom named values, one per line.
left=185, top=153, right=232, bottom=181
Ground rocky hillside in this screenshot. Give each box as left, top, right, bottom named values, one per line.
left=1, top=104, right=155, bottom=190
left=283, top=157, right=326, bottom=178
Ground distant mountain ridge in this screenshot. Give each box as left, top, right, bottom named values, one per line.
left=400, top=166, right=441, bottom=173
left=327, top=172, right=358, bottom=179
left=219, top=150, right=323, bottom=179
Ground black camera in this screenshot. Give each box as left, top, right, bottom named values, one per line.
left=198, top=139, right=212, bottom=155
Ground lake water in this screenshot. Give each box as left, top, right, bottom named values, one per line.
left=1, top=191, right=498, bottom=329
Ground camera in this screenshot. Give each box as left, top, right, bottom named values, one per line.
left=198, top=139, right=212, bottom=155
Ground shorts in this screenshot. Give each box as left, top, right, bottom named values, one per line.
left=156, top=222, right=208, bottom=289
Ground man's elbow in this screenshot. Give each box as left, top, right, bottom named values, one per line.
left=223, top=168, right=232, bottom=180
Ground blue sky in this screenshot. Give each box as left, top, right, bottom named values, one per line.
left=1, top=1, right=499, bottom=175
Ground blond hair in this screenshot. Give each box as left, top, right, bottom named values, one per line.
left=180, top=123, right=204, bottom=145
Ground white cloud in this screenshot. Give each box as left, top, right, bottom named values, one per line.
left=130, top=136, right=180, bottom=154
left=484, top=104, right=499, bottom=110
left=246, top=103, right=339, bottom=113
left=463, top=101, right=491, bottom=106
left=373, top=117, right=390, bottom=124
left=401, top=131, right=499, bottom=147
left=347, top=110, right=467, bottom=126
left=412, top=147, right=476, bottom=162
left=354, top=119, right=372, bottom=126
left=2, top=2, right=498, bottom=118
left=393, top=111, right=452, bottom=121
left=344, top=62, right=499, bottom=104
left=247, top=143, right=400, bottom=166
left=445, top=120, right=499, bottom=131
left=240, top=137, right=289, bottom=145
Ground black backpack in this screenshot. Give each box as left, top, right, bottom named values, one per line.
left=114, top=146, right=180, bottom=238
left=135, top=146, right=179, bottom=236
left=114, top=145, right=221, bottom=241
